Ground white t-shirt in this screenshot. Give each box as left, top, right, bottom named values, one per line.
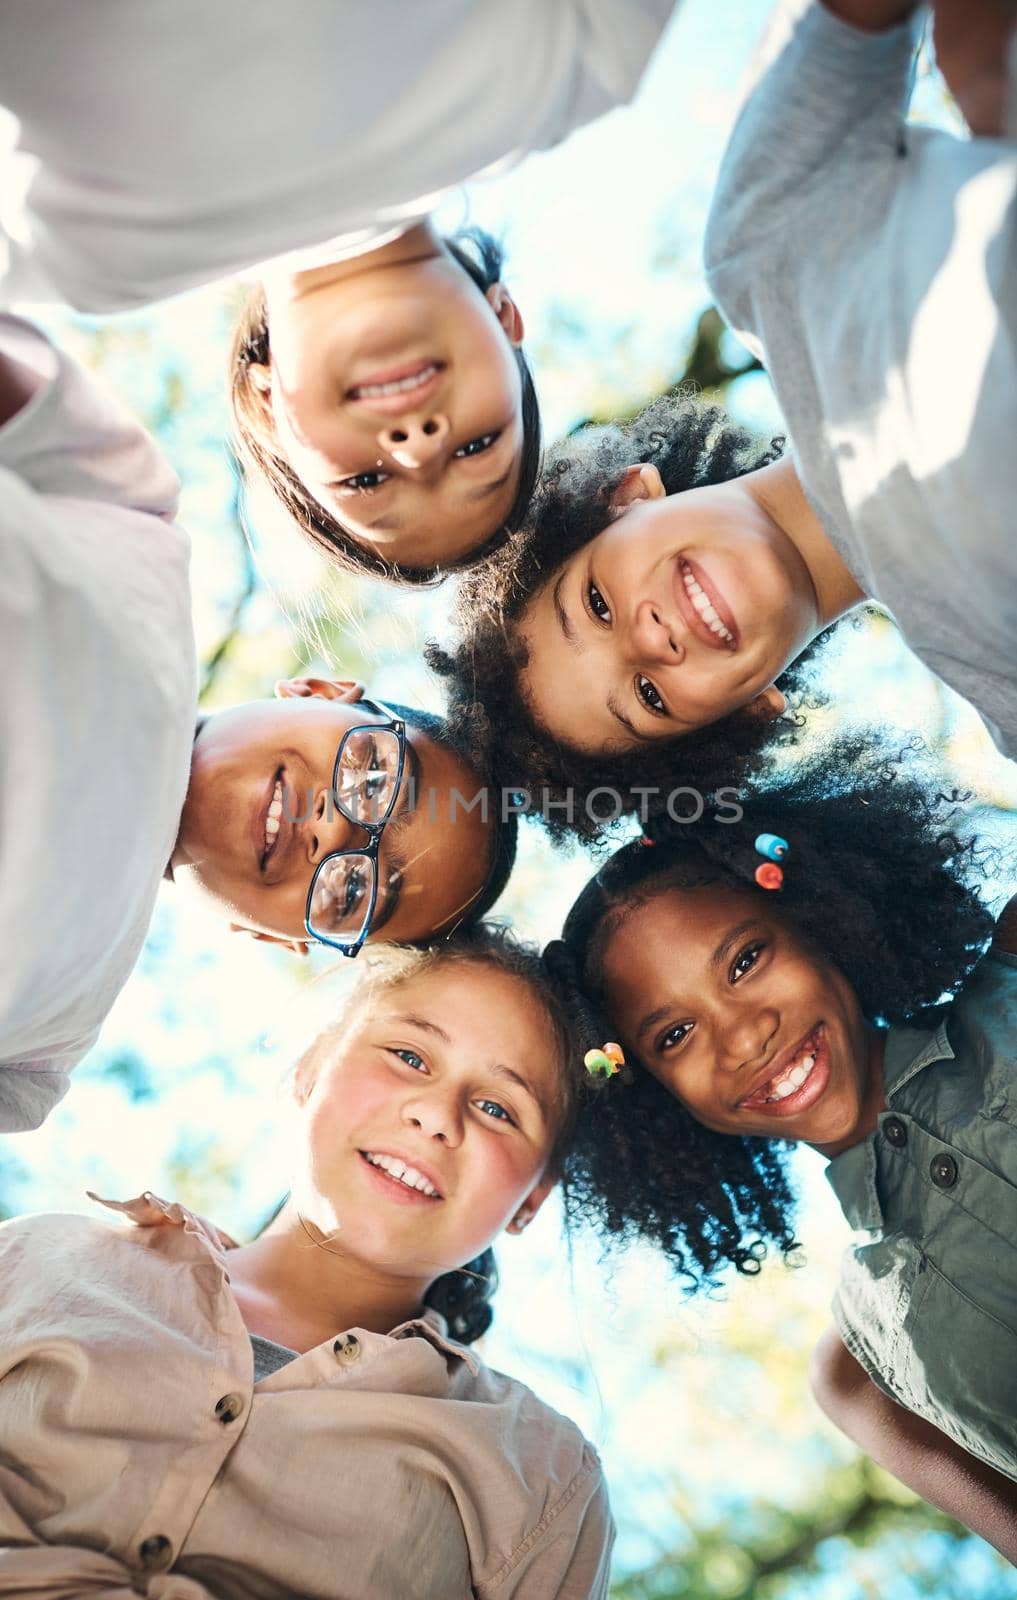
left=0, top=0, right=676, bottom=311
left=0, top=316, right=196, bottom=1131
left=704, top=5, right=1017, bottom=750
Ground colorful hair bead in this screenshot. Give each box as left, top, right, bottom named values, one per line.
left=584, top=1042, right=625, bottom=1079
left=755, top=862, right=784, bottom=891
left=754, top=833, right=789, bottom=862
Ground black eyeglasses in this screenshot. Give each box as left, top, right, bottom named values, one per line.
left=303, top=701, right=407, bottom=956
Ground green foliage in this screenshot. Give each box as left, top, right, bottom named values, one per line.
left=610, top=1459, right=1013, bottom=1600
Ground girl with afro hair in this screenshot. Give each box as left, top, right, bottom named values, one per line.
left=549, top=748, right=1017, bottom=1557
left=430, top=390, right=1006, bottom=847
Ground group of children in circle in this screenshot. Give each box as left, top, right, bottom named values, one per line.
left=2, top=0, right=1015, bottom=1585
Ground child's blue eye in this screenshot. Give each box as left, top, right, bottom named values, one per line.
left=658, top=1021, right=693, bottom=1052
left=392, top=1048, right=426, bottom=1071
left=476, top=1098, right=514, bottom=1124
left=732, top=943, right=764, bottom=980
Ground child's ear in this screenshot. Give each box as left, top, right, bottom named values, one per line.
left=243, top=361, right=276, bottom=440
left=273, top=677, right=366, bottom=703
left=746, top=686, right=787, bottom=721
left=505, top=1173, right=557, bottom=1235
left=228, top=922, right=310, bottom=957
left=485, top=284, right=525, bottom=348
left=607, top=463, right=665, bottom=517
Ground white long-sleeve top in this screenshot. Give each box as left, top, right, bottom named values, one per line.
left=0, top=0, right=676, bottom=311
left=0, top=315, right=195, bottom=1130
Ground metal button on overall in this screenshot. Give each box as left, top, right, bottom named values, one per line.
left=930, top=1152, right=959, bottom=1190
left=215, top=1392, right=244, bottom=1424
left=334, top=1333, right=361, bottom=1365
left=882, top=1116, right=908, bottom=1149
left=138, top=1534, right=173, bottom=1571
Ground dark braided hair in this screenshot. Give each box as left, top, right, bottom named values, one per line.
left=229, top=227, right=541, bottom=587
left=428, top=391, right=835, bottom=847
left=552, top=745, right=998, bottom=1289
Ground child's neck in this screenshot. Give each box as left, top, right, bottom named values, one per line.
left=747, top=455, right=866, bottom=629
left=810, top=1026, right=888, bottom=1160
left=226, top=1202, right=429, bottom=1353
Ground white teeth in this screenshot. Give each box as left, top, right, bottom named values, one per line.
left=763, top=1046, right=818, bottom=1103
left=264, top=780, right=283, bottom=851
left=364, top=1152, right=439, bottom=1198
left=683, top=570, right=734, bottom=643
left=353, top=364, right=438, bottom=399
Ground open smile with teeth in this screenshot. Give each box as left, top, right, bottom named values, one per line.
left=682, top=565, right=735, bottom=645
left=263, top=776, right=283, bottom=858
left=348, top=363, right=441, bottom=401
left=362, top=1151, right=441, bottom=1199
left=756, top=1030, right=820, bottom=1104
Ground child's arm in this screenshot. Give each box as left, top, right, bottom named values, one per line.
left=826, top=0, right=1017, bottom=134
left=822, top=1, right=916, bottom=27
left=810, top=1324, right=1017, bottom=1562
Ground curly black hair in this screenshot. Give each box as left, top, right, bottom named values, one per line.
left=428, top=391, right=834, bottom=847
left=551, top=745, right=998, bottom=1289
left=230, top=227, right=541, bottom=587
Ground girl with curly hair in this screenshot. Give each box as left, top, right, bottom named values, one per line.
left=430, top=391, right=867, bottom=844
left=0, top=928, right=613, bottom=1597
left=431, top=387, right=1009, bottom=845
left=550, top=757, right=1017, bottom=1556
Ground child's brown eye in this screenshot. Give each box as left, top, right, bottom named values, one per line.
left=336, top=469, right=390, bottom=493
left=588, top=581, right=611, bottom=622
left=637, top=676, right=665, bottom=714
left=658, top=1020, right=693, bottom=1052
left=455, top=431, right=500, bottom=459
left=732, top=943, right=764, bottom=980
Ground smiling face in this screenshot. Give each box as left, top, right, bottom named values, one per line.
left=254, top=243, right=526, bottom=571
left=292, top=963, right=561, bottom=1286
left=518, top=466, right=817, bottom=753
left=598, top=881, right=882, bottom=1154
left=172, top=680, right=497, bottom=950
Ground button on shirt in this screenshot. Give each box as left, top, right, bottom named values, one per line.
left=0, top=1193, right=614, bottom=1598
left=0, top=316, right=195, bottom=1132
left=826, top=951, right=1017, bottom=1481
left=704, top=4, right=1017, bottom=749
left=0, top=0, right=676, bottom=311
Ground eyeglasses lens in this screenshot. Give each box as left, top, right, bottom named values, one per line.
left=307, top=851, right=376, bottom=942
left=335, top=728, right=402, bottom=828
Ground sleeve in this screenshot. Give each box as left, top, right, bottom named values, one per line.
left=703, top=3, right=922, bottom=337
left=0, top=314, right=179, bottom=516
left=554, top=0, right=678, bottom=121
left=480, top=1446, right=615, bottom=1600
left=0, top=315, right=193, bottom=1106
left=0, top=1061, right=75, bottom=1134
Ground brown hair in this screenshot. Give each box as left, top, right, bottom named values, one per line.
left=228, top=229, right=542, bottom=587
left=293, top=924, right=584, bottom=1342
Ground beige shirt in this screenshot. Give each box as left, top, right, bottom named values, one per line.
left=0, top=1194, right=613, bottom=1599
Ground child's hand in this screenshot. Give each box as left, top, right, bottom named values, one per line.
left=932, top=0, right=1017, bottom=136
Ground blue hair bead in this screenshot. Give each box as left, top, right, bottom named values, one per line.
left=755, top=833, right=789, bottom=862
